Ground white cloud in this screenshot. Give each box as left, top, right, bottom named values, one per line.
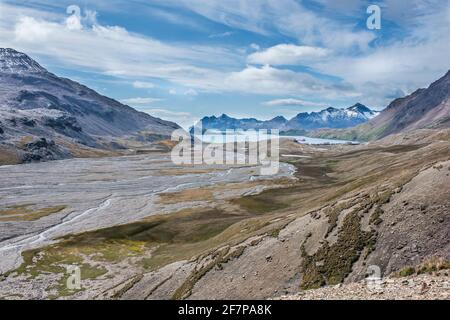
left=1, top=3, right=240, bottom=92
left=250, top=43, right=260, bottom=51
left=121, top=97, right=163, bottom=105
left=137, top=107, right=197, bottom=129
left=225, top=65, right=358, bottom=98
left=312, top=3, right=450, bottom=107
left=14, top=17, right=51, bottom=42
left=146, top=7, right=204, bottom=30
left=164, top=0, right=375, bottom=52
left=184, top=88, right=198, bottom=96
left=166, top=88, right=199, bottom=96
left=209, top=31, right=233, bottom=38
left=248, top=44, right=330, bottom=65
left=140, top=108, right=191, bottom=117
left=165, top=0, right=449, bottom=107
left=161, top=0, right=272, bottom=35
left=132, top=81, right=155, bottom=89
left=263, top=98, right=327, bottom=108
left=2, top=0, right=449, bottom=109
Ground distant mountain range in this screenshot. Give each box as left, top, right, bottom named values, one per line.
left=194, top=70, right=450, bottom=142
left=312, top=70, right=450, bottom=141
left=192, top=103, right=379, bottom=134
left=0, top=48, right=180, bottom=164
left=1, top=48, right=448, bottom=165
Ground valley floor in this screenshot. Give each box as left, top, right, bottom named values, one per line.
left=0, top=130, right=449, bottom=300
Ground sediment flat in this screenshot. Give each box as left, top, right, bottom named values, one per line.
left=0, top=152, right=294, bottom=274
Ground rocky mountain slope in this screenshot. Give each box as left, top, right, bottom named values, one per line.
left=312, top=70, right=450, bottom=141
left=192, top=103, right=378, bottom=134
left=0, top=48, right=180, bottom=164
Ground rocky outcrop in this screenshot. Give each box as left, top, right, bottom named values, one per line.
left=21, top=138, right=70, bottom=162
left=43, top=116, right=82, bottom=133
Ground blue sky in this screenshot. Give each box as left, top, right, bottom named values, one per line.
left=0, top=0, right=449, bottom=128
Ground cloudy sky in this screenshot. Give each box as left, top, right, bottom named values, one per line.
left=0, top=0, right=449, bottom=128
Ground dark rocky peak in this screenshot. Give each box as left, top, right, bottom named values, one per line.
left=323, top=107, right=338, bottom=113
left=269, top=116, right=288, bottom=122
left=348, top=103, right=371, bottom=113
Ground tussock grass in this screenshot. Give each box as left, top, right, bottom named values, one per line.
left=300, top=209, right=376, bottom=289
left=232, top=196, right=288, bottom=214
left=396, top=257, right=450, bottom=277
left=158, top=188, right=215, bottom=204
left=0, top=146, right=21, bottom=165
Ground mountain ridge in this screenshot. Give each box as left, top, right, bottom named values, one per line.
left=0, top=48, right=181, bottom=164
left=192, top=103, right=379, bottom=133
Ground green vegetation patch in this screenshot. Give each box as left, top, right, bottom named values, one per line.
left=396, top=257, right=450, bottom=277
left=368, top=189, right=394, bottom=226
left=47, top=263, right=108, bottom=299
left=300, top=210, right=376, bottom=289
left=311, top=123, right=390, bottom=142
left=14, top=246, right=82, bottom=278
left=10, top=245, right=107, bottom=298
left=65, top=209, right=242, bottom=246
left=51, top=208, right=245, bottom=270
left=8, top=200, right=289, bottom=296
left=397, top=266, right=415, bottom=277
left=369, top=205, right=384, bottom=226
left=324, top=200, right=356, bottom=237
left=232, top=195, right=288, bottom=214
left=62, top=239, right=147, bottom=263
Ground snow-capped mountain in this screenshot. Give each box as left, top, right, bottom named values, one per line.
left=0, top=48, right=47, bottom=74
left=347, top=103, right=379, bottom=119
left=193, top=104, right=379, bottom=133
left=286, top=104, right=379, bottom=130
